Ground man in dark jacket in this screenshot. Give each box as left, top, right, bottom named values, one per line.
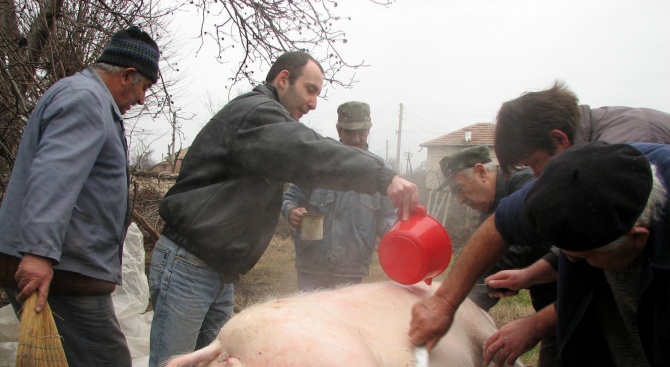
left=148, top=51, right=418, bottom=366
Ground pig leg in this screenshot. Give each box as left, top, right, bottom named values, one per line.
left=164, top=339, right=244, bottom=367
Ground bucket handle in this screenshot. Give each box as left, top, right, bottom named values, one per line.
left=398, top=204, right=426, bottom=220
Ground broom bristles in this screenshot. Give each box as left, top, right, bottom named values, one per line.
left=16, top=292, right=68, bottom=367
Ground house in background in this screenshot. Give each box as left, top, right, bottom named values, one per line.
left=420, top=122, right=496, bottom=189
left=149, top=147, right=189, bottom=174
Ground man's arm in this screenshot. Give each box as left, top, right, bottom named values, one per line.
left=385, top=175, right=418, bottom=221
left=376, top=194, right=398, bottom=237
left=483, top=303, right=557, bottom=366
left=282, top=184, right=311, bottom=228
left=409, top=214, right=510, bottom=350
left=16, top=88, right=107, bottom=312
left=233, top=116, right=418, bottom=218
left=486, top=257, right=558, bottom=291
left=542, top=246, right=561, bottom=269
left=18, top=88, right=106, bottom=260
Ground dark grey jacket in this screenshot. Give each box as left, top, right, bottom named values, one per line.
left=159, top=84, right=396, bottom=280
left=574, top=105, right=670, bottom=145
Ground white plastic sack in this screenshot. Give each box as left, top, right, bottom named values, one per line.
left=113, top=222, right=150, bottom=319
left=0, top=305, right=18, bottom=367
left=0, top=222, right=154, bottom=367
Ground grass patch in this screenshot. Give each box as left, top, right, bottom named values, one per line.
left=489, top=291, right=541, bottom=365
left=236, top=234, right=539, bottom=366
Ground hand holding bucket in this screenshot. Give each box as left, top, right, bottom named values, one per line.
left=378, top=205, right=452, bottom=285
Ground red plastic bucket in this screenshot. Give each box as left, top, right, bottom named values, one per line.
left=378, top=205, right=452, bottom=285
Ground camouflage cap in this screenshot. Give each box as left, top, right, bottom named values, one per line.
left=439, top=145, right=492, bottom=180
left=336, top=101, right=372, bottom=130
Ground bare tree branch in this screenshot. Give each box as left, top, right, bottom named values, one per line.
left=0, top=0, right=394, bottom=202
left=193, top=0, right=392, bottom=90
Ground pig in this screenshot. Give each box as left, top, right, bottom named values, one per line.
left=164, top=282, right=524, bottom=367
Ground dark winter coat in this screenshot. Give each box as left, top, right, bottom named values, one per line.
left=159, top=84, right=396, bottom=281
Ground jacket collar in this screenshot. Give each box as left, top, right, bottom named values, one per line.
left=573, top=104, right=591, bottom=146
left=83, top=65, right=123, bottom=120
left=254, top=83, right=281, bottom=103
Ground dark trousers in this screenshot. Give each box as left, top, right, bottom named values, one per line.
left=6, top=289, right=132, bottom=367
left=539, top=336, right=561, bottom=367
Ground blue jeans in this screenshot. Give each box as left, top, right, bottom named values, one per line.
left=6, top=289, right=131, bottom=367
left=148, top=235, right=235, bottom=367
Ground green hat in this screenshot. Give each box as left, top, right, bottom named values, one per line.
left=439, top=145, right=492, bottom=180
left=336, top=101, right=372, bottom=130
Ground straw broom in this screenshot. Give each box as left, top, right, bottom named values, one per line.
left=15, top=292, right=68, bottom=367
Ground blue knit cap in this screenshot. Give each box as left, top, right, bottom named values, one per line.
left=97, top=26, right=160, bottom=83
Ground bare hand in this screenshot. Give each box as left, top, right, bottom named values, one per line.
left=483, top=316, right=543, bottom=366
left=15, top=254, right=53, bottom=313
left=485, top=269, right=530, bottom=292
left=408, top=296, right=455, bottom=351
left=288, top=207, right=307, bottom=228
left=386, top=175, right=418, bottom=221
left=479, top=281, right=518, bottom=299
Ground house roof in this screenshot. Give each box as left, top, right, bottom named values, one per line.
left=175, top=147, right=189, bottom=159
left=148, top=147, right=190, bottom=173
left=420, top=122, right=495, bottom=147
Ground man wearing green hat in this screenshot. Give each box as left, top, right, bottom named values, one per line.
left=439, top=146, right=546, bottom=309
left=439, top=146, right=558, bottom=366
left=0, top=26, right=160, bottom=366
left=282, top=101, right=397, bottom=290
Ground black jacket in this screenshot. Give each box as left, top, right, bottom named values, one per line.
left=556, top=143, right=670, bottom=366
left=159, top=84, right=396, bottom=281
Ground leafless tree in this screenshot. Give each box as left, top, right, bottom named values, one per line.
left=131, top=146, right=158, bottom=171
left=187, top=0, right=392, bottom=91
left=0, top=0, right=181, bottom=200
left=0, top=0, right=393, bottom=200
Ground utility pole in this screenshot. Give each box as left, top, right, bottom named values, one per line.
left=170, top=111, right=177, bottom=173
left=385, top=140, right=390, bottom=162
left=404, top=151, right=413, bottom=175
left=395, top=103, right=403, bottom=172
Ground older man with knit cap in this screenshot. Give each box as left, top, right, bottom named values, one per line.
left=438, top=146, right=558, bottom=365
left=0, top=26, right=160, bottom=367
